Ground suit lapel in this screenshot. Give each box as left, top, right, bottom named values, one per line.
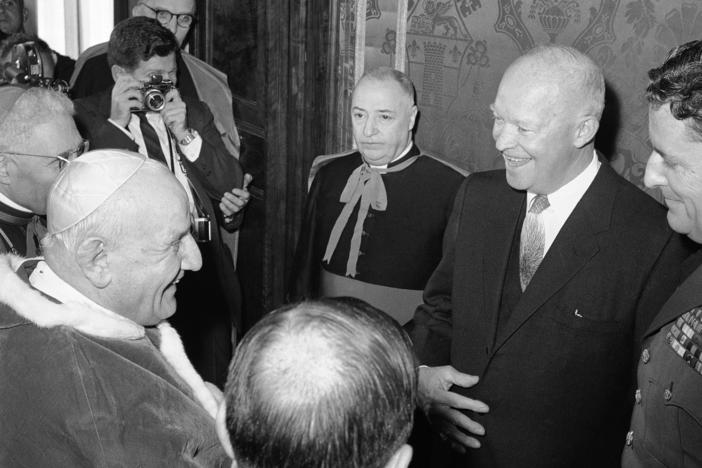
left=492, top=163, right=616, bottom=353
left=482, top=185, right=525, bottom=353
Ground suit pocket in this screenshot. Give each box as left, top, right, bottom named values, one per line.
left=549, top=305, right=623, bottom=334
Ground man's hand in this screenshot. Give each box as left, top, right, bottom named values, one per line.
left=162, top=88, right=188, bottom=140
left=418, top=365, right=489, bottom=452
left=220, top=174, right=253, bottom=222
left=110, top=75, right=143, bottom=127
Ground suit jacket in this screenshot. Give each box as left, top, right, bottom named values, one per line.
left=72, top=90, right=244, bottom=330
left=411, top=164, right=694, bottom=467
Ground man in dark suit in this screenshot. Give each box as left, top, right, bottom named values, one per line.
left=410, top=45, right=694, bottom=467
left=70, top=0, right=240, bottom=158
left=621, top=40, right=702, bottom=467
left=73, top=16, right=247, bottom=388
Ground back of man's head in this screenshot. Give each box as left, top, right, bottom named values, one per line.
left=218, top=298, right=417, bottom=468
left=107, top=16, right=179, bottom=70
left=646, top=39, right=702, bottom=139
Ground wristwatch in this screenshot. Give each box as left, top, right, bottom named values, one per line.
left=179, top=129, right=198, bottom=146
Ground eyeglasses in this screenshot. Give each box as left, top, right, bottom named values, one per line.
left=0, top=139, right=89, bottom=170
left=141, top=4, right=195, bottom=28
left=0, top=0, right=19, bottom=10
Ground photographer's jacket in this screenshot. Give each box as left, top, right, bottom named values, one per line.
left=0, top=255, right=229, bottom=467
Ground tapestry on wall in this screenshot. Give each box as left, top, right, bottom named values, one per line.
left=339, top=0, right=700, bottom=192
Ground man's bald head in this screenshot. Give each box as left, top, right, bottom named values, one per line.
left=220, top=298, right=417, bottom=468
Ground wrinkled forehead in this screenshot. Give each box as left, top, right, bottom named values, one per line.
left=142, top=0, right=195, bottom=14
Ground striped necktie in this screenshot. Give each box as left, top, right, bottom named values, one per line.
left=519, top=194, right=550, bottom=291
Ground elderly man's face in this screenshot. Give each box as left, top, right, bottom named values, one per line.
left=644, top=104, right=702, bottom=243
left=351, top=78, right=417, bottom=166
left=491, top=62, right=586, bottom=195
left=0, top=0, right=25, bottom=35
left=111, top=175, right=202, bottom=326
left=5, top=114, right=82, bottom=214
left=133, top=0, right=195, bottom=47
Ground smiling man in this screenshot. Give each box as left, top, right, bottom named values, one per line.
left=73, top=17, right=247, bottom=389
left=410, top=45, right=694, bottom=467
left=0, top=150, right=229, bottom=466
left=621, top=39, right=702, bottom=467
left=289, top=67, right=464, bottom=324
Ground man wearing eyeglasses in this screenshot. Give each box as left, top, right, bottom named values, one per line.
left=70, top=0, right=240, bottom=158
left=0, top=85, right=85, bottom=257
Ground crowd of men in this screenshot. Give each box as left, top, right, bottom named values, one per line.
left=0, top=0, right=700, bottom=466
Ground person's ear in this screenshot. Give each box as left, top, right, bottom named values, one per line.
left=384, top=444, right=413, bottom=468
left=76, top=237, right=111, bottom=288
left=21, top=7, right=28, bottom=25
left=110, top=64, right=127, bottom=83
left=216, top=401, right=236, bottom=463
left=408, top=104, right=418, bottom=132
left=573, top=115, right=599, bottom=148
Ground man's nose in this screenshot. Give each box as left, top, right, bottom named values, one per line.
left=643, top=152, right=667, bottom=189
left=493, top=124, right=515, bottom=152
left=363, top=117, right=378, bottom=137
left=181, top=234, right=203, bottom=272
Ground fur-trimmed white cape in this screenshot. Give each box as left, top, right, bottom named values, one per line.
left=0, top=253, right=219, bottom=418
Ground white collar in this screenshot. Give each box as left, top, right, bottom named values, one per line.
left=366, top=140, right=414, bottom=169
left=526, top=150, right=600, bottom=209
left=29, top=260, right=115, bottom=317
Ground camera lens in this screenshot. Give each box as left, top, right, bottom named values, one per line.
left=144, top=89, right=166, bottom=112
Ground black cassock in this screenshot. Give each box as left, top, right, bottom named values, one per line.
left=289, top=144, right=464, bottom=324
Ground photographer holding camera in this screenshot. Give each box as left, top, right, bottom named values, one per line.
left=73, top=16, right=248, bottom=388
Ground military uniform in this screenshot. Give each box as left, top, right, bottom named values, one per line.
left=622, top=264, right=702, bottom=468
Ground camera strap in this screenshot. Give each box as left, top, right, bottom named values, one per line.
left=165, top=128, right=210, bottom=223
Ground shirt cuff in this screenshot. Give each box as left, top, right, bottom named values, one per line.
left=179, top=134, right=202, bottom=162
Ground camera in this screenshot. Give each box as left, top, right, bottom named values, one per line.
left=141, top=74, right=175, bottom=112
left=191, top=215, right=212, bottom=243
left=1, top=41, right=68, bottom=93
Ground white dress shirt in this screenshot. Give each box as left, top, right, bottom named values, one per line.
left=109, top=112, right=202, bottom=214
left=526, top=151, right=601, bottom=256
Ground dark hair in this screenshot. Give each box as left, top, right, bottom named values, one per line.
left=646, top=40, right=702, bottom=138
left=107, top=16, right=179, bottom=70
left=223, top=298, right=417, bottom=468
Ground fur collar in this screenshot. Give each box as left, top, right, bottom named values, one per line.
left=0, top=254, right=218, bottom=418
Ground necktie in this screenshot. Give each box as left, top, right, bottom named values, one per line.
left=137, top=113, right=167, bottom=165
left=322, top=156, right=419, bottom=277
left=519, top=194, right=550, bottom=291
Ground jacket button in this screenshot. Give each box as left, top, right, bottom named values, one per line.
left=626, top=430, right=634, bottom=446
left=635, top=389, right=642, bottom=404
left=664, top=389, right=672, bottom=401
left=642, top=349, right=650, bottom=364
